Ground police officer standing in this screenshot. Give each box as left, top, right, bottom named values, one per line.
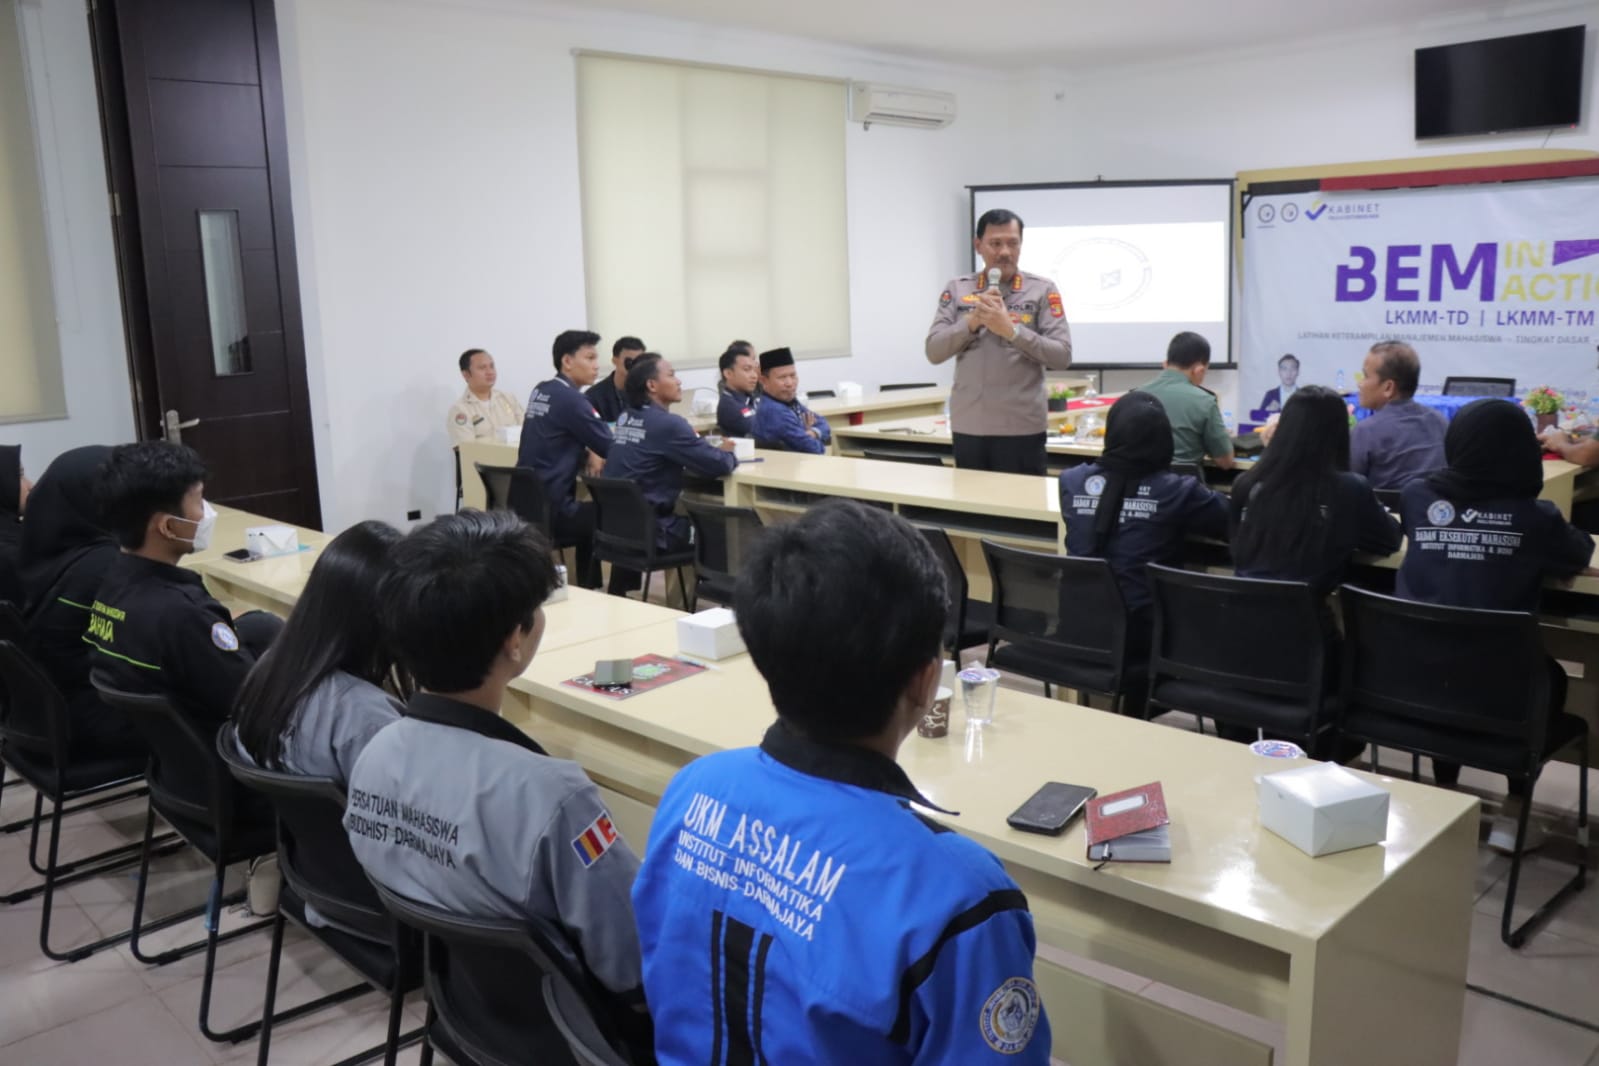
left=926, top=209, right=1073, bottom=475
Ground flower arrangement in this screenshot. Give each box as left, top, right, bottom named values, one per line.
left=1524, top=386, right=1564, bottom=415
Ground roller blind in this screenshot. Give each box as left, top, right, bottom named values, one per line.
left=576, top=54, right=850, bottom=368
left=0, top=1, right=65, bottom=423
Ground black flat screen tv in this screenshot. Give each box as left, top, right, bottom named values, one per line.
left=1415, top=26, right=1586, bottom=139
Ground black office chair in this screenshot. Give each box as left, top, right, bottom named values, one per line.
left=0, top=641, right=185, bottom=960
left=880, top=382, right=937, bottom=392
left=1146, top=566, right=1337, bottom=751
left=805, top=389, right=836, bottom=400
left=583, top=476, right=695, bottom=606
left=861, top=448, right=946, bottom=467
left=1338, top=586, right=1589, bottom=948
left=543, top=977, right=630, bottom=1066
left=1374, top=488, right=1402, bottom=514
left=681, top=501, right=764, bottom=611
left=980, top=541, right=1135, bottom=711
left=218, top=727, right=422, bottom=1066
left=1442, top=376, right=1516, bottom=398
left=92, top=675, right=354, bottom=1043
left=371, top=883, right=650, bottom=1066
left=918, top=527, right=991, bottom=655
left=474, top=463, right=561, bottom=545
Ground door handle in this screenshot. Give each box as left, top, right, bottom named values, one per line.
left=163, top=409, right=201, bottom=445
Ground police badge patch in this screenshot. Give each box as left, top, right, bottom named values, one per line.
left=979, top=976, right=1040, bottom=1054
left=454, top=412, right=468, bottom=426
left=940, top=290, right=952, bottom=307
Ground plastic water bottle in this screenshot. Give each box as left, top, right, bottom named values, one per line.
left=1335, top=369, right=1347, bottom=394
left=1223, top=409, right=1237, bottom=436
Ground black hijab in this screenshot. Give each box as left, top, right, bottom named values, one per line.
left=1092, top=392, right=1175, bottom=553
left=18, top=445, right=114, bottom=608
left=1425, top=398, right=1543, bottom=505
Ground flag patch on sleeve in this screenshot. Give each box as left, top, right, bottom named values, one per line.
left=571, top=811, right=620, bottom=867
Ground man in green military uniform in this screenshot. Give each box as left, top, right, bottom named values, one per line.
left=1137, top=332, right=1234, bottom=470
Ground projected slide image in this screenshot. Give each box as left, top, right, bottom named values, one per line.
left=1020, top=222, right=1228, bottom=325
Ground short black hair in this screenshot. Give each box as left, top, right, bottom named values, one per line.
left=612, top=336, right=645, bottom=359
left=552, top=330, right=601, bottom=371
left=719, top=346, right=754, bottom=374
left=380, top=510, right=558, bottom=693
left=1166, top=331, right=1211, bottom=369
left=458, top=348, right=487, bottom=373
left=726, top=339, right=754, bottom=357
left=623, top=353, right=664, bottom=408
left=1277, top=353, right=1300, bottom=368
left=736, top=500, right=945, bottom=741
left=975, top=208, right=1024, bottom=240
left=97, top=441, right=207, bottom=550
left=1369, top=340, right=1420, bottom=397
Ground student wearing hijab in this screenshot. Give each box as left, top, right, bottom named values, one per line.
left=1060, top=393, right=1229, bottom=714
left=0, top=444, right=30, bottom=605
left=1232, top=386, right=1400, bottom=598
left=17, top=445, right=142, bottom=756
left=1397, top=398, right=1593, bottom=848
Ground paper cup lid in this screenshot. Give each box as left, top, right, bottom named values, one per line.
left=957, top=667, right=1001, bottom=683
left=1250, top=739, right=1306, bottom=759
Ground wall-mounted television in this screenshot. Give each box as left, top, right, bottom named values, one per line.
left=1415, top=26, right=1586, bottom=139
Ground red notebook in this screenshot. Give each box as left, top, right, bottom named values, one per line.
left=1085, top=782, right=1170, bottom=863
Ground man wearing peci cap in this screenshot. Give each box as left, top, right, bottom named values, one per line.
left=925, top=209, right=1073, bottom=476
left=750, top=347, right=832, bottom=454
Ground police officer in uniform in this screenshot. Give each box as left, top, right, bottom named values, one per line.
left=750, top=347, right=831, bottom=454
left=925, top=209, right=1073, bottom=475
left=517, top=330, right=614, bottom=588
left=715, top=344, right=761, bottom=438
left=344, top=511, right=647, bottom=1048
left=632, top=500, right=1050, bottom=1064
left=604, top=355, right=738, bottom=550
left=446, top=349, right=524, bottom=444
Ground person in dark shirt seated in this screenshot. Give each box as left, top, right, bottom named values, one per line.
left=1350, top=340, right=1446, bottom=490
left=1397, top=398, right=1594, bottom=849
left=1059, top=393, right=1228, bottom=715
left=715, top=345, right=761, bottom=438
left=233, top=521, right=410, bottom=786
left=585, top=336, right=645, bottom=424
left=1232, top=386, right=1401, bottom=598
left=17, top=445, right=142, bottom=757
left=604, top=355, right=738, bottom=553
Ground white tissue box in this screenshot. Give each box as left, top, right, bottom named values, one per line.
left=495, top=426, right=521, bottom=445
left=245, top=525, right=299, bottom=560
left=836, top=381, right=864, bottom=402
left=1258, top=763, right=1390, bottom=857
left=732, top=438, right=756, bottom=460
left=677, top=607, right=745, bottom=660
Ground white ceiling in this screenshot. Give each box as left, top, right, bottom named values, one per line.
left=576, top=0, right=1522, bottom=69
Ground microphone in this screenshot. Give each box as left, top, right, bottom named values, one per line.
left=986, top=267, right=1002, bottom=292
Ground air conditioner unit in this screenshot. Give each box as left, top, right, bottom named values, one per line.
left=848, top=83, right=956, bottom=130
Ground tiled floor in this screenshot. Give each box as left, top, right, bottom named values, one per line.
left=1, top=711, right=1595, bottom=1065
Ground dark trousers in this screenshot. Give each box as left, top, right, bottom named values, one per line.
left=952, top=432, right=1047, bottom=476
left=1433, top=656, right=1567, bottom=795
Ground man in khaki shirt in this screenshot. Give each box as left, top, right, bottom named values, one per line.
left=447, top=348, right=525, bottom=444
left=925, top=209, right=1073, bottom=475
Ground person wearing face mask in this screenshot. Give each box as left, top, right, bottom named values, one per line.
left=85, top=441, right=283, bottom=731
left=0, top=444, right=32, bottom=605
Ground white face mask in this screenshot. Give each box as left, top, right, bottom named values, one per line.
left=166, top=499, right=218, bottom=552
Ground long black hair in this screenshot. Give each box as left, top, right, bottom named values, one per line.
left=233, top=520, right=411, bottom=768
left=1232, top=385, right=1350, bottom=573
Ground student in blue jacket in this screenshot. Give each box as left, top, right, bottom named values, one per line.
left=751, top=347, right=830, bottom=454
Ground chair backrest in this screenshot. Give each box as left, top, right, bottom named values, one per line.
left=879, top=382, right=937, bottom=392
left=583, top=476, right=657, bottom=560
left=91, top=671, right=229, bottom=828
left=861, top=448, right=945, bottom=467
left=1441, top=376, right=1515, bottom=398
left=372, top=882, right=632, bottom=1066
left=682, top=501, right=764, bottom=602
left=805, top=389, right=836, bottom=400
left=543, top=976, right=630, bottom=1066
left=1339, top=585, right=1550, bottom=757
left=474, top=463, right=554, bottom=535
left=0, top=601, right=23, bottom=644
left=918, top=527, right=968, bottom=654
left=980, top=540, right=1126, bottom=664
left=0, top=639, right=70, bottom=762
left=216, top=725, right=394, bottom=942
left=1147, top=565, right=1327, bottom=701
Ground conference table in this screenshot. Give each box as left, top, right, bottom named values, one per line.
left=191, top=504, right=1478, bottom=1066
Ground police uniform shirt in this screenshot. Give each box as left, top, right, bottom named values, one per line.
left=751, top=397, right=831, bottom=455
left=604, top=404, right=738, bottom=542
left=446, top=388, right=525, bottom=445
left=632, top=721, right=1050, bottom=1065
left=83, top=551, right=257, bottom=722
left=344, top=692, right=643, bottom=999
left=1396, top=481, right=1593, bottom=613
left=586, top=375, right=627, bottom=425
left=924, top=270, right=1073, bottom=438
left=1060, top=465, right=1230, bottom=611
left=1137, top=370, right=1233, bottom=467
left=516, top=375, right=615, bottom=519
left=717, top=388, right=760, bottom=438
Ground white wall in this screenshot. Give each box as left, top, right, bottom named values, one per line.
left=5, top=0, right=135, bottom=471
left=276, top=0, right=1015, bottom=531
